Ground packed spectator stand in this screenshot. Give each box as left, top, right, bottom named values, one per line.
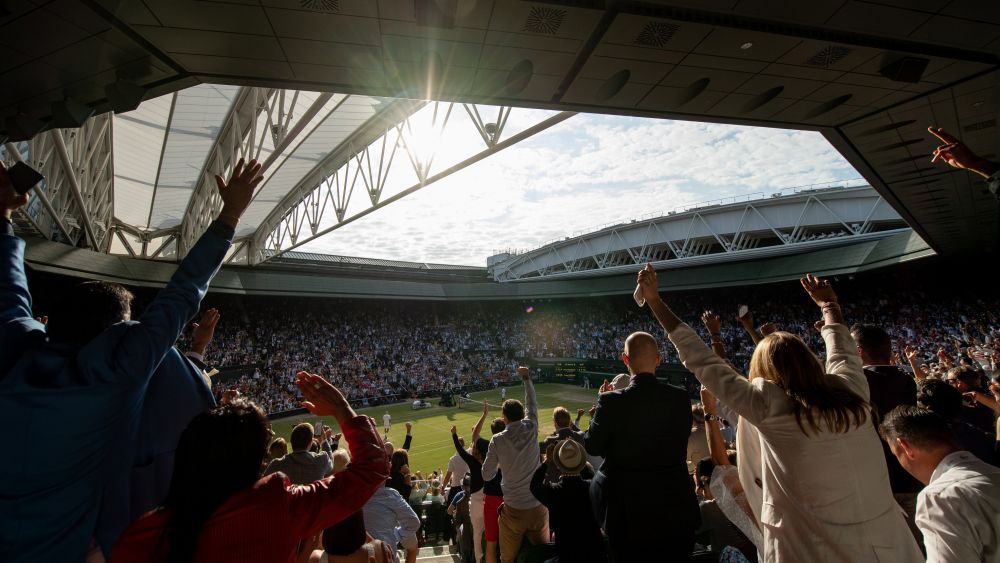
left=3, top=150, right=999, bottom=563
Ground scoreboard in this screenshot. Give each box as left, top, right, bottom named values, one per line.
left=554, top=360, right=586, bottom=380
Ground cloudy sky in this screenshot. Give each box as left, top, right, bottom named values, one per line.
left=299, top=104, right=861, bottom=266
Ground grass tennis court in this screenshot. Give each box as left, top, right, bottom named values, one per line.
left=270, top=382, right=603, bottom=474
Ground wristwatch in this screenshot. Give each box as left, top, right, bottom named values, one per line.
left=704, top=414, right=718, bottom=421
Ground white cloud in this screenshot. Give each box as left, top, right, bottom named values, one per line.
left=298, top=111, right=859, bottom=265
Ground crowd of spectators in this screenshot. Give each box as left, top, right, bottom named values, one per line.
left=3, top=123, right=1000, bottom=563
left=161, top=268, right=1000, bottom=414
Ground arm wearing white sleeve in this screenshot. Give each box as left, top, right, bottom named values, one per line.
left=668, top=323, right=770, bottom=426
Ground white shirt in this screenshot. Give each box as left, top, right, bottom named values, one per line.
left=382, top=413, right=391, bottom=426
left=447, top=452, right=470, bottom=488
left=482, top=378, right=540, bottom=509
left=917, top=450, right=1000, bottom=563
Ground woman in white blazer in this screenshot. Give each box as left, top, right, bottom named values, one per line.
left=636, top=266, right=922, bottom=563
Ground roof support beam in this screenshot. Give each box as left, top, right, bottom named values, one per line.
left=254, top=110, right=577, bottom=265
left=52, top=130, right=99, bottom=249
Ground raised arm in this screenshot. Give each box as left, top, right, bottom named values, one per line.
left=402, top=422, right=412, bottom=450
left=481, top=437, right=500, bottom=482
left=519, top=366, right=538, bottom=425
left=700, top=387, right=731, bottom=467
left=904, top=346, right=927, bottom=381
left=472, top=400, right=489, bottom=443
left=0, top=163, right=34, bottom=324
left=702, top=311, right=728, bottom=360
left=451, top=428, right=479, bottom=467
left=116, top=160, right=262, bottom=381
left=529, top=453, right=555, bottom=506
left=288, top=372, right=389, bottom=537
left=736, top=306, right=762, bottom=346
left=637, top=264, right=770, bottom=425
left=801, top=274, right=867, bottom=396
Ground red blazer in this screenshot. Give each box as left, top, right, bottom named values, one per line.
left=110, top=415, right=388, bottom=563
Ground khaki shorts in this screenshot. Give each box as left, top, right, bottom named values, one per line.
left=498, top=503, right=548, bottom=563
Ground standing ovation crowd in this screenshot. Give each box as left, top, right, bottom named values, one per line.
left=2, top=148, right=999, bottom=563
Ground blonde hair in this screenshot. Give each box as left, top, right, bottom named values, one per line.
left=553, top=407, right=572, bottom=428
left=749, top=331, right=869, bottom=435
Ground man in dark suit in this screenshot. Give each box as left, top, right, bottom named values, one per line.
left=851, top=324, right=923, bottom=546
left=585, top=331, right=700, bottom=562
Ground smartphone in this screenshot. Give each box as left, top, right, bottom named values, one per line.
left=7, top=161, right=44, bottom=194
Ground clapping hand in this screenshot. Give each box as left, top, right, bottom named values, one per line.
left=215, top=158, right=264, bottom=227
left=637, top=263, right=660, bottom=304
left=191, top=308, right=220, bottom=354
left=800, top=273, right=837, bottom=307
left=701, top=311, right=722, bottom=334
left=295, top=371, right=355, bottom=423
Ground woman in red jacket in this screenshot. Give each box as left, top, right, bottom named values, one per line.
left=111, top=372, right=389, bottom=563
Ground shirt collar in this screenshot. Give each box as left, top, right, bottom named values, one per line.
left=929, top=450, right=975, bottom=485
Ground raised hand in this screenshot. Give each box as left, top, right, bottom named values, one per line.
left=814, top=320, right=825, bottom=332
left=0, top=162, right=29, bottom=221
left=544, top=442, right=557, bottom=465
left=736, top=304, right=753, bottom=326
left=759, top=322, right=778, bottom=336
left=637, top=263, right=660, bottom=304
left=450, top=425, right=457, bottom=435
left=482, top=400, right=489, bottom=415
left=577, top=408, right=585, bottom=419
left=191, top=308, right=220, bottom=354
left=215, top=158, right=264, bottom=227
left=904, top=345, right=918, bottom=361
left=517, top=366, right=530, bottom=381
left=295, top=371, right=355, bottom=423
left=701, top=310, right=722, bottom=335
left=927, top=127, right=996, bottom=178
left=405, top=421, right=412, bottom=434
left=800, top=273, right=837, bottom=307
left=599, top=379, right=613, bottom=394
left=699, top=386, right=717, bottom=415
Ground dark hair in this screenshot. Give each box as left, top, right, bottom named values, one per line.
left=46, top=281, right=133, bottom=345
left=695, top=457, right=714, bottom=485
left=321, top=510, right=366, bottom=556
left=490, top=418, right=506, bottom=434
left=389, top=449, right=409, bottom=476
left=879, top=405, right=956, bottom=448
left=474, top=438, right=489, bottom=459
left=850, top=324, right=892, bottom=362
left=290, top=423, right=314, bottom=451
left=947, top=365, right=982, bottom=387
left=917, top=379, right=963, bottom=420
left=502, top=399, right=524, bottom=422
left=161, top=399, right=270, bottom=563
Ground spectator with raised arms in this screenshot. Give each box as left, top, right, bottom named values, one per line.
left=637, top=264, right=922, bottom=561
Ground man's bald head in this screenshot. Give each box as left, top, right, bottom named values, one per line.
left=623, top=332, right=661, bottom=374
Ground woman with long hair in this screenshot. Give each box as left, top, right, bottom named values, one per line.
left=110, top=372, right=388, bottom=563
left=636, top=266, right=922, bottom=562
left=386, top=449, right=412, bottom=500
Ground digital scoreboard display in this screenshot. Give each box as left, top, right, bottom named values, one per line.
left=554, top=361, right=586, bottom=379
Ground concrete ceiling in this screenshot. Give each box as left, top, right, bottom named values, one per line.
left=1, top=0, right=998, bottom=256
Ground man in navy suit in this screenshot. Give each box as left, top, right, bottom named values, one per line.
left=0, top=158, right=263, bottom=562
left=585, top=331, right=700, bottom=562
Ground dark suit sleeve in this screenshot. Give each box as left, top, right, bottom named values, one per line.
left=584, top=394, right=613, bottom=457
left=115, top=220, right=233, bottom=383
left=0, top=225, right=32, bottom=323
left=402, top=433, right=412, bottom=451
left=529, top=463, right=554, bottom=506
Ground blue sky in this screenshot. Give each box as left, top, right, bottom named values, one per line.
left=299, top=106, right=861, bottom=266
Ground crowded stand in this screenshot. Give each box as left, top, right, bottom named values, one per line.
left=155, top=271, right=1000, bottom=415
left=2, top=134, right=999, bottom=563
